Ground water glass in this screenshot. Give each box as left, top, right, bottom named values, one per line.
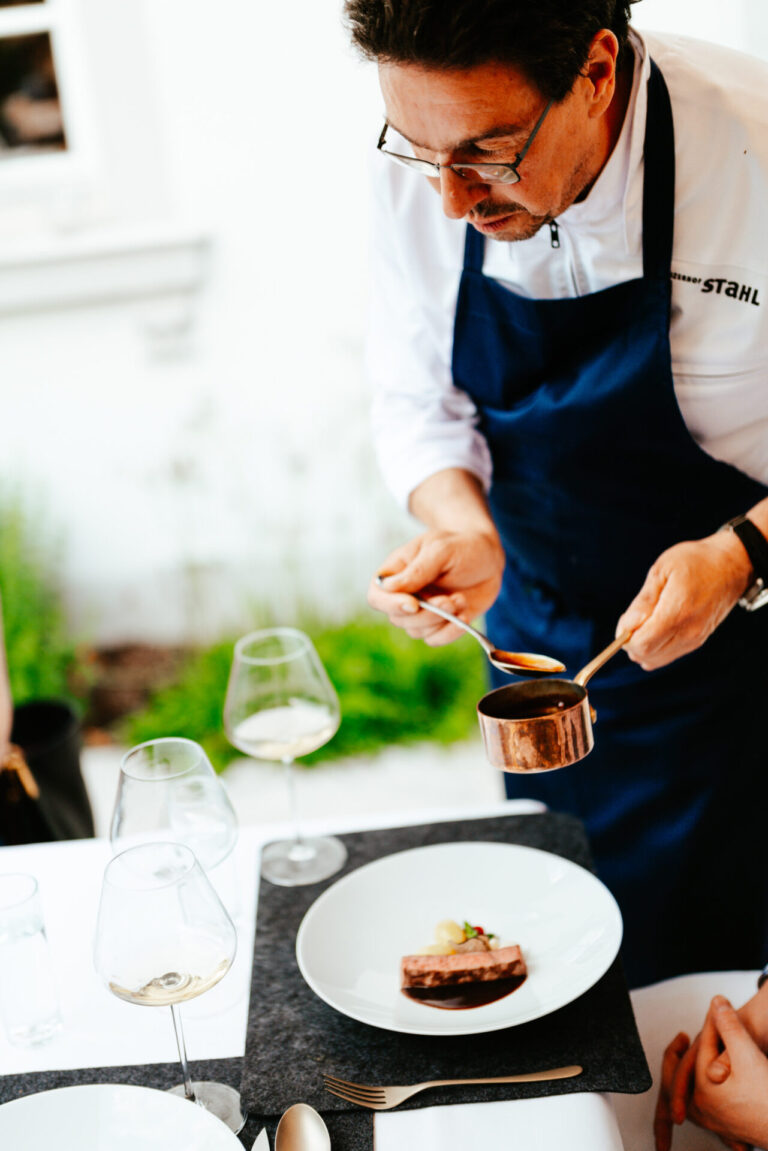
left=0, top=873, right=62, bottom=1047
left=111, top=738, right=238, bottom=873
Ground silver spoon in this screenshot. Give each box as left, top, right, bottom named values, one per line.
left=275, top=1104, right=331, bottom=1151
left=375, top=576, right=565, bottom=676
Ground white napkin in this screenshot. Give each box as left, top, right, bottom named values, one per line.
left=375, top=1093, right=624, bottom=1151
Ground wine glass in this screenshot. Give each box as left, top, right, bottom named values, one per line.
left=111, top=738, right=238, bottom=874
left=94, top=842, right=244, bottom=1132
left=223, top=627, right=347, bottom=886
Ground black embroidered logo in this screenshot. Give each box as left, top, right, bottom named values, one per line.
left=701, top=278, right=760, bottom=305
left=671, top=272, right=702, bottom=285
left=671, top=271, right=760, bottom=305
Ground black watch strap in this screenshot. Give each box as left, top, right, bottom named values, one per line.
left=726, top=515, right=768, bottom=578
left=721, top=514, right=768, bottom=610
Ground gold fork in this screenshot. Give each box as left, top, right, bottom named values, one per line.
left=324, top=1064, right=582, bottom=1110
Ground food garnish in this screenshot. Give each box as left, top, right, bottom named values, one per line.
left=415, top=918, right=499, bottom=956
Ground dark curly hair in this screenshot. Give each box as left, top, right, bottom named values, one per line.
left=344, top=0, right=638, bottom=102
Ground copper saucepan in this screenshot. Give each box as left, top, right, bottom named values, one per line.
left=477, top=630, right=633, bottom=773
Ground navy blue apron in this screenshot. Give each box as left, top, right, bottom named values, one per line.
left=452, top=61, right=768, bottom=988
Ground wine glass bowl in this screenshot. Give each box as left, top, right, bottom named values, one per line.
left=224, top=629, right=340, bottom=760
left=224, top=627, right=347, bottom=886
left=94, top=842, right=244, bottom=1132
left=95, top=842, right=236, bottom=1006
left=111, top=738, right=238, bottom=874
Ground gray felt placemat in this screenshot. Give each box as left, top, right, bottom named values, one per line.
left=240, top=812, right=651, bottom=1149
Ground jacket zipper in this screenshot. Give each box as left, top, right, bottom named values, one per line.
left=549, top=220, right=560, bottom=249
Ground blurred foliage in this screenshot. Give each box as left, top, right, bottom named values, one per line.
left=0, top=492, right=87, bottom=707
left=122, top=615, right=488, bottom=772
left=0, top=491, right=488, bottom=767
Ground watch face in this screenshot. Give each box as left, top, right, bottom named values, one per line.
left=741, top=579, right=768, bottom=611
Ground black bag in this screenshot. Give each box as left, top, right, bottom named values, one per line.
left=0, top=700, right=95, bottom=844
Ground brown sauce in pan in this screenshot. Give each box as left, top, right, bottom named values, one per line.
left=402, top=974, right=527, bottom=1010
left=490, top=692, right=573, bottom=720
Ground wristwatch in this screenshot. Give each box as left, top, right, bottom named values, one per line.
left=719, top=514, right=768, bottom=611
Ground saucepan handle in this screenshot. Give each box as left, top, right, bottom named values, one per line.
left=573, top=630, right=634, bottom=689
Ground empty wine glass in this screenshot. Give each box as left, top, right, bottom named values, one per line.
left=223, top=627, right=347, bottom=886
left=111, top=738, right=238, bottom=874
left=94, top=842, right=244, bottom=1131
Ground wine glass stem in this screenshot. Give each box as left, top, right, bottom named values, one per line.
left=170, top=1004, right=196, bottom=1101
left=283, top=756, right=303, bottom=847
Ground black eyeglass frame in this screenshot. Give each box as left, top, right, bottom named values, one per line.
left=377, top=98, right=555, bottom=186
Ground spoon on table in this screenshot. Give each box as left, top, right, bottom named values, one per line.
left=275, top=1104, right=331, bottom=1151
left=375, top=575, right=565, bottom=676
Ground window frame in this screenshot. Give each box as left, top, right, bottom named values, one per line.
left=0, top=0, right=96, bottom=197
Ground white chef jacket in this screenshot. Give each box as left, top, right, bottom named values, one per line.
left=367, top=30, right=768, bottom=509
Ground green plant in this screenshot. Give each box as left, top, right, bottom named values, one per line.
left=122, top=615, right=488, bottom=771
left=0, top=492, right=85, bottom=707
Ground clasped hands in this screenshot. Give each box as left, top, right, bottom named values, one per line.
left=369, top=527, right=753, bottom=670
left=655, top=993, right=768, bottom=1151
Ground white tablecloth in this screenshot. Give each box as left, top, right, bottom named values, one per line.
left=0, top=799, right=756, bottom=1150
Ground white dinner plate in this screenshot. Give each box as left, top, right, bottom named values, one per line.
left=0, top=1083, right=243, bottom=1151
left=296, top=841, right=623, bottom=1036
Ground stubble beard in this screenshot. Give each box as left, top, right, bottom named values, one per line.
left=468, top=201, right=552, bottom=242
left=468, top=151, right=599, bottom=243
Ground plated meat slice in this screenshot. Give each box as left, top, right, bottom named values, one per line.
left=401, top=944, right=526, bottom=989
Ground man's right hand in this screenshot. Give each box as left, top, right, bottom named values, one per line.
left=367, top=527, right=505, bottom=646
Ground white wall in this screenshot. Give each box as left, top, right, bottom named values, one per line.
left=633, top=0, right=745, bottom=49
left=632, top=0, right=768, bottom=56
left=2, top=0, right=766, bottom=645
left=1, top=0, right=410, bottom=644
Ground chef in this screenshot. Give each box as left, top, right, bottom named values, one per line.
left=347, top=0, right=768, bottom=987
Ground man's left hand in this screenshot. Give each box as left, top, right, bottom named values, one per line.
left=616, top=532, right=753, bottom=670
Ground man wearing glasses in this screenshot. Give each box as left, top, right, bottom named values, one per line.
left=351, top=0, right=768, bottom=993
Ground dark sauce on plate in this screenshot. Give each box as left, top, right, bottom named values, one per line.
left=402, top=973, right=527, bottom=1010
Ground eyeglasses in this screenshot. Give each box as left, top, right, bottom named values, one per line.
left=377, top=99, right=554, bottom=186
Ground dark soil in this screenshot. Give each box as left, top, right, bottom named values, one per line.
left=81, top=643, right=188, bottom=736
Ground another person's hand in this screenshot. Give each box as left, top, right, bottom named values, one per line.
left=367, top=528, right=505, bottom=645
left=689, top=996, right=768, bottom=1150
left=655, top=989, right=768, bottom=1151
left=658, top=990, right=768, bottom=1145
left=654, top=1030, right=692, bottom=1151
left=616, top=532, right=753, bottom=670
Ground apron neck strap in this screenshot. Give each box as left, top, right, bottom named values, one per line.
left=642, top=59, right=675, bottom=281
left=462, top=218, right=485, bottom=270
